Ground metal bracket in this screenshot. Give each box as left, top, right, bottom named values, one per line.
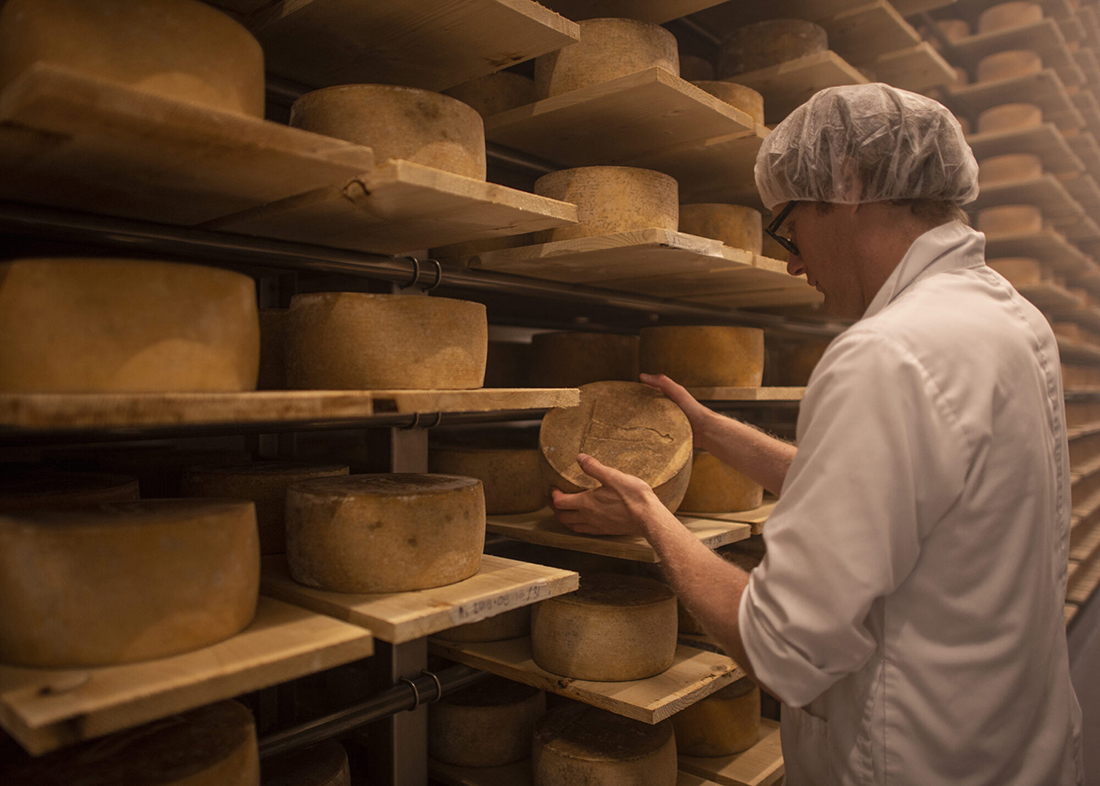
left=403, top=257, right=443, bottom=292
left=400, top=412, right=443, bottom=430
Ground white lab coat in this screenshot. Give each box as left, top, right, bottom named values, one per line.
left=738, top=222, right=1084, bottom=785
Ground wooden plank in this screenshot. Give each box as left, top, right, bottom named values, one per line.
left=727, top=51, right=870, bottom=125
left=533, top=0, right=729, bottom=24
left=1059, top=336, right=1100, bottom=364
left=679, top=500, right=778, bottom=537
left=942, top=70, right=1083, bottom=132
left=948, top=19, right=1082, bottom=87
left=1066, top=550, right=1100, bottom=604
left=969, top=174, right=1086, bottom=221
left=373, top=388, right=580, bottom=414
left=429, top=637, right=744, bottom=724
left=1066, top=602, right=1080, bottom=626
left=891, top=0, right=957, bottom=13
left=260, top=554, right=578, bottom=644
left=430, top=759, right=725, bottom=786
left=820, top=1, right=922, bottom=66
left=1073, top=91, right=1100, bottom=139
left=1067, top=132, right=1100, bottom=178
left=1070, top=515, right=1100, bottom=562
left=679, top=719, right=785, bottom=786
left=967, top=123, right=1084, bottom=176
left=681, top=285, right=825, bottom=309
left=0, top=597, right=373, bottom=756
left=0, top=63, right=376, bottom=226
left=872, top=42, right=957, bottom=92
left=1075, top=49, right=1100, bottom=88
left=983, top=229, right=1091, bottom=274
left=690, top=0, right=875, bottom=32
left=245, top=0, right=579, bottom=92
left=1018, top=281, right=1086, bottom=311
left=685, top=388, right=806, bottom=401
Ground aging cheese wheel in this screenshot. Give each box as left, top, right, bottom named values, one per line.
left=539, top=381, right=693, bottom=511
left=257, top=308, right=288, bottom=391
left=46, top=445, right=253, bottom=498
left=679, top=450, right=763, bottom=513
left=444, top=72, right=536, bottom=117
left=531, top=574, right=677, bottom=680
left=1, top=700, right=259, bottom=786
left=672, top=679, right=761, bottom=757
left=433, top=605, right=532, bottom=642
left=979, top=2, right=1043, bottom=33
left=936, top=19, right=971, bottom=42
left=0, top=499, right=259, bottom=667
left=976, top=50, right=1043, bottom=82
left=976, top=204, right=1043, bottom=235
left=180, top=462, right=349, bottom=555
left=533, top=166, right=678, bottom=243
left=979, top=153, right=1042, bottom=184
left=286, top=474, right=485, bottom=594
left=0, top=0, right=264, bottom=117
left=0, top=470, right=139, bottom=512
left=533, top=703, right=677, bottom=786
left=639, top=326, right=764, bottom=387
left=286, top=292, right=487, bottom=390
left=529, top=331, right=641, bottom=387
left=535, top=18, right=679, bottom=98
left=678, top=203, right=763, bottom=253
left=680, top=54, right=715, bottom=82
left=262, top=739, right=349, bottom=786
left=484, top=339, right=533, bottom=387
left=290, top=85, right=486, bottom=180
left=429, top=677, right=545, bottom=767
left=0, top=259, right=260, bottom=393
left=692, top=81, right=764, bottom=125
left=977, top=102, right=1043, bottom=132
left=988, top=257, right=1044, bottom=286
left=717, top=19, right=828, bottom=77
left=429, top=446, right=545, bottom=514
left=763, top=338, right=831, bottom=386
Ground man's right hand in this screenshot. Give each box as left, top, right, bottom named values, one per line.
left=640, top=372, right=716, bottom=449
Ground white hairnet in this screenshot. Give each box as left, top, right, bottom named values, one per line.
left=754, top=83, right=979, bottom=211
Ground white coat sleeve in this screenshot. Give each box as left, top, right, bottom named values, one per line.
left=738, top=329, right=971, bottom=708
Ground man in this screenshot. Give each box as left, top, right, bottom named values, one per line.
left=550, top=84, right=1084, bottom=784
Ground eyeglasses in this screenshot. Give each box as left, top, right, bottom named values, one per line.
left=765, top=201, right=801, bottom=258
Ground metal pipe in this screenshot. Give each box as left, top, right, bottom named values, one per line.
left=486, top=142, right=560, bottom=175
left=673, top=16, right=724, bottom=47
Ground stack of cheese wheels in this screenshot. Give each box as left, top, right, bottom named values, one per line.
left=180, top=462, right=349, bottom=554
left=0, top=470, right=139, bottom=512
left=978, top=1, right=1042, bottom=33
left=291, top=85, right=486, bottom=179
left=976, top=50, right=1043, bottom=82
left=679, top=450, right=763, bottom=513
left=680, top=54, right=715, bottom=81
left=257, top=308, right=288, bottom=390
left=692, top=82, right=765, bottom=125
left=639, top=325, right=765, bottom=387
left=979, top=153, right=1042, bottom=184
left=0, top=0, right=265, bottom=117
left=977, top=204, right=1043, bottom=235
left=977, top=103, right=1043, bottom=133
left=433, top=606, right=532, bottom=642
left=484, top=339, right=533, bottom=387
left=678, top=203, right=763, bottom=254
left=261, top=739, right=350, bottom=786
left=535, top=18, right=678, bottom=98
left=672, top=679, right=761, bottom=757
left=444, top=72, right=536, bottom=117
left=717, top=19, right=828, bottom=77
left=539, top=381, right=693, bottom=512
left=429, top=676, right=546, bottom=767
left=0, top=499, right=259, bottom=667
left=2, top=700, right=260, bottom=786
left=533, top=166, right=678, bottom=243
left=531, top=573, right=677, bottom=680
left=286, top=474, right=485, bottom=593
left=532, top=703, right=677, bottom=786
left=528, top=331, right=640, bottom=387
left=988, top=257, right=1045, bottom=287
left=0, top=259, right=260, bottom=393
left=286, top=293, right=487, bottom=390
left=429, top=445, right=545, bottom=514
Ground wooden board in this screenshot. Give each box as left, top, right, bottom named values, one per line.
left=0, top=63, right=376, bottom=226
left=1073, top=91, right=1100, bottom=140
left=820, top=1, right=921, bottom=65
left=260, top=554, right=578, bottom=644
left=679, top=500, right=778, bottom=537
left=679, top=719, right=785, bottom=786
left=942, top=70, right=1083, bottom=132
left=1066, top=551, right=1100, bottom=604
left=1074, top=49, right=1100, bottom=89
left=0, top=597, right=373, bottom=755
left=1017, top=281, right=1086, bottom=312
left=983, top=229, right=1091, bottom=274
left=686, top=388, right=806, bottom=401
left=430, top=760, right=725, bottom=786
left=949, top=19, right=1083, bottom=87
left=690, top=0, right=883, bottom=30
left=1071, top=515, right=1100, bottom=562
left=727, top=51, right=870, bottom=125
left=969, top=174, right=1086, bottom=221
left=429, top=637, right=743, bottom=724
left=872, top=43, right=957, bottom=92
left=967, top=123, right=1084, bottom=176
left=1067, top=132, right=1100, bottom=178
left=1058, top=336, right=1100, bottom=365
left=1066, top=602, right=1080, bottom=626
left=1062, top=173, right=1100, bottom=218
left=244, top=0, right=579, bottom=92
left=533, top=0, right=729, bottom=24
left=681, top=285, right=825, bottom=309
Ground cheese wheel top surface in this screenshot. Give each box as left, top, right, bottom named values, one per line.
left=443, top=675, right=541, bottom=707
left=552, top=573, right=675, bottom=609
left=718, top=19, right=827, bottom=77
left=0, top=470, right=140, bottom=512
left=535, top=703, right=673, bottom=761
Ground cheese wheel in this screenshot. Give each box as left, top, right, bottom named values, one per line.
left=539, top=381, right=693, bottom=512
left=535, top=18, right=679, bottom=98
left=286, top=474, right=485, bottom=594
left=639, top=326, right=764, bottom=387
left=429, top=677, right=545, bottom=767
left=46, top=445, right=253, bottom=498
left=2, top=700, right=259, bottom=786
left=977, top=50, right=1043, bottom=82
left=429, top=446, right=544, bottom=514
left=533, top=167, right=678, bottom=243
left=529, top=331, right=641, bottom=387
left=979, top=2, right=1043, bottom=33
left=672, top=679, right=761, bottom=757
left=433, top=605, right=532, bottom=642
left=0, top=499, right=259, bottom=667
left=286, top=292, right=487, bottom=390
left=680, top=54, right=715, bottom=82
left=257, top=308, right=288, bottom=391
left=533, top=704, right=677, bottom=786
left=531, top=574, right=677, bottom=680
left=0, top=470, right=139, bottom=512
left=976, top=204, right=1043, bottom=235
left=262, top=739, right=349, bottom=786
left=988, top=257, right=1044, bottom=286
left=717, top=19, right=828, bottom=78
left=979, top=153, right=1042, bottom=184
left=936, top=19, right=971, bottom=42
left=484, top=340, right=533, bottom=387
left=679, top=450, right=763, bottom=513
left=444, top=72, right=536, bottom=118
left=180, top=462, right=349, bottom=555
left=0, top=259, right=259, bottom=393
left=693, top=81, right=765, bottom=125
left=678, top=203, right=763, bottom=253
left=763, top=338, right=831, bottom=387
left=291, top=85, right=486, bottom=180
left=977, top=103, right=1043, bottom=132
left=0, top=0, right=264, bottom=117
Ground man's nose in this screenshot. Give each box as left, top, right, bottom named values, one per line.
left=787, top=255, right=805, bottom=277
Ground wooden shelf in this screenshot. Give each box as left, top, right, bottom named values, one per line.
left=727, top=51, right=869, bottom=125
left=1061, top=173, right=1100, bottom=219
left=1017, top=281, right=1086, bottom=312
left=690, top=0, right=901, bottom=34
left=678, top=719, right=785, bottom=786
left=0, top=597, right=373, bottom=756
left=948, top=19, right=1083, bottom=87
left=679, top=500, right=777, bottom=537
left=1066, top=602, right=1080, bottom=626
left=871, top=42, right=957, bottom=93
left=0, top=64, right=376, bottom=227
left=429, top=636, right=743, bottom=724
left=486, top=507, right=751, bottom=563
left=686, top=387, right=805, bottom=402
left=983, top=228, right=1091, bottom=274
left=259, top=554, right=578, bottom=644
left=430, top=760, right=725, bottom=786
left=970, top=174, right=1086, bottom=222
left=1066, top=132, right=1100, bottom=178
left=1074, top=49, right=1100, bottom=88
left=942, top=69, right=1083, bottom=131
left=1048, top=304, right=1100, bottom=335
left=1073, top=91, right=1100, bottom=140
left=967, top=123, right=1084, bottom=176
left=1071, top=513, right=1100, bottom=563
left=1059, top=335, right=1100, bottom=365
left=818, top=1, right=921, bottom=66
left=532, top=0, right=728, bottom=24
left=1066, top=549, right=1100, bottom=604
left=241, top=0, right=579, bottom=92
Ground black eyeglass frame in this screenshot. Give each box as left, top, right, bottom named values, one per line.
left=765, top=201, right=801, bottom=258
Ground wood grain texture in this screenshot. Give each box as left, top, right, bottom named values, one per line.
left=725, top=51, right=869, bottom=125
left=949, top=19, right=1082, bottom=87
left=820, top=1, right=921, bottom=66
left=872, top=43, right=956, bottom=93
left=968, top=124, right=1083, bottom=177
left=679, top=500, right=777, bottom=536
left=679, top=719, right=785, bottom=786
left=1017, top=282, right=1086, bottom=312
left=943, top=70, right=1083, bottom=133
left=984, top=230, right=1091, bottom=275
left=970, top=174, right=1087, bottom=222
left=684, top=388, right=805, bottom=402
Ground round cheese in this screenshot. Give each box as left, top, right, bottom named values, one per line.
left=680, top=54, right=715, bottom=82
left=671, top=679, right=761, bottom=757
left=533, top=703, right=677, bottom=786
left=679, top=450, right=762, bottom=513
left=979, top=153, right=1042, bottom=184
left=977, top=50, right=1043, bottom=82
left=484, top=339, right=533, bottom=387
left=692, top=82, right=764, bottom=125
left=2, top=699, right=259, bottom=786
left=717, top=19, right=828, bottom=77
left=531, top=573, right=677, bottom=680
left=678, top=203, right=763, bottom=253
left=976, top=204, right=1043, bottom=235
left=0, top=499, right=259, bottom=667
left=433, top=605, right=531, bottom=643
left=0, top=259, right=260, bottom=393
left=46, top=445, right=253, bottom=498
left=286, top=474, right=485, bottom=593
left=936, top=19, right=971, bottom=42
left=529, top=331, right=641, bottom=387
left=763, top=338, right=831, bottom=386
left=429, top=446, right=544, bottom=515
left=257, top=308, right=288, bottom=391
left=444, top=72, right=536, bottom=118
left=261, top=739, right=349, bottom=786
left=988, top=257, right=1044, bottom=286
left=539, top=381, right=693, bottom=512
left=639, top=326, right=764, bottom=387
left=0, top=0, right=264, bottom=117
left=286, top=292, right=487, bottom=390
left=979, top=2, right=1043, bottom=33
left=180, top=462, right=349, bottom=555
left=429, top=677, right=545, bottom=767
left=535, top=18, right=679, bottom=98
left=978, top=103, right=1043, bottom=133
left=0, top=470, right=139, bottom=512
left=291, top=85, right=486, bottom=180
left=533, top=166, right=678, bottom=243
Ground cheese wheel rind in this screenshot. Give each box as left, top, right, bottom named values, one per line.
left=0, top=470, right=140, bottom=513
left=444, top=72, right=536, bottom=118
left=677, top=203, right=763, bottom=253
left=429, top=447, right=545, bottom=515
left=671, top=679, right=761, bottom=757
left=257, top=308, right=288, bottom=391
left=976, top=50, right=1043, bottom=82
left=695, top=81, right=765, bottom=125
left=977, top=103, right=1043, bottom=133
left=261, top=739, right=349, bottom=786
left=639, top=326, right=765, bottom=387
left=533, top=167, right=678, bottom=243
left=429, top=678, right=545, bottom=767
left=978, top=2, right=1043, bottom=33
left=717, top=19, right=828, bottom=77
left=529, top=331, right=641, bottom=388
left=432, top=605, right=532, bottom=642
left=976, top=204, right=1043, bottom=235
left=679, top=450, right=763, bottom=513
left=978, top=153, right=1042, bottom=184
left=988, top=257, right=1044, bottom=286
left=679, top=54, right=715, bottom=82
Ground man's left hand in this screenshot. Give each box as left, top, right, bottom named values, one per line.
left=549, top=453, right=663, bottom=536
